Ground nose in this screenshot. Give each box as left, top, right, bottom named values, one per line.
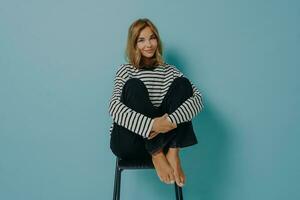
left=145, top=39, right=152, bottom=47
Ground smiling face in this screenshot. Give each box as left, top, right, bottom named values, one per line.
left=136, top=26, right=158, bottom=60
left=126, top=18, right=164, bottom=68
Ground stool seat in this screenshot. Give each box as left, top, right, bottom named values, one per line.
left=113, top=157, right=184, bottom=200
left=117, top=158, right=154, bottom=170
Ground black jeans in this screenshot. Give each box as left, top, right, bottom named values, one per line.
left=110, top=77, right=198, bottom=160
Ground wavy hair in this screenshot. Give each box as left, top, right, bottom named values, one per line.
left=126, top=18, right=164, bottom=69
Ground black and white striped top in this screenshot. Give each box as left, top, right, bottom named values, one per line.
left=108, top=64, right=203, bottom=138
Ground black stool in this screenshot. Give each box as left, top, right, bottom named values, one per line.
left=113, top=157, right=184, bottom=200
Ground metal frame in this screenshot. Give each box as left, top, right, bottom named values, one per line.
left=112, top=157, right=183, bottom=200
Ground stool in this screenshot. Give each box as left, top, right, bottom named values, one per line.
left=113, top=157, right=184, bottom=200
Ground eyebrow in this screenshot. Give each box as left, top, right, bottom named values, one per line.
left=138, top=34, right=156, bottom=39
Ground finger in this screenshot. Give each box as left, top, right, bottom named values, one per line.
left=149, top=132, right=160, bottom=139
left=166, top=125, right=175, bottom=132
left=150, top=130, right=157, bottom=137
left=148, top=134, right=155, bottom=140
left=148, top=132, right=154, bottom=140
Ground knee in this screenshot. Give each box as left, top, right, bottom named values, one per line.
left=172, top=77, right=193, bottom=94
left=123, top=78, right=147, bottom=93
left=121, top=78, right=151, bottom=108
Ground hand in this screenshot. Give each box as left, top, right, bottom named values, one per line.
left=148, top=130, right=160, bottom=140
left=151, top=114, right=177, bottom=134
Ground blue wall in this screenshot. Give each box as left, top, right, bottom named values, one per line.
left=1, top=0, right=299, bottom=199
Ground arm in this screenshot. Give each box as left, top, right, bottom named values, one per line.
left=108, top=65, right=154, bottom=138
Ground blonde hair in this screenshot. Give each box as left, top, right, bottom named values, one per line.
left=126, top=18, right=164, bottom=69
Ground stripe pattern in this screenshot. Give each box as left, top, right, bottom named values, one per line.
left=108, top=64, right=203, bottom=138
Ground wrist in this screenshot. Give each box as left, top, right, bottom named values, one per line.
left=168, top=114, right=177, bottom=125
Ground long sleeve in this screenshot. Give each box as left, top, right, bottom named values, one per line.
left=167, top=67, right=204, bottom=125
left=108, top=65, right=154, bottom=138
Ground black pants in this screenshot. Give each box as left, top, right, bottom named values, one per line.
left=110, top=77, right=198, bottom=160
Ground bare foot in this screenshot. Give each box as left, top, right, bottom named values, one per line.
left=166, top=148, right=185, bottom=187
left=152, top=149, right=175, bottom=184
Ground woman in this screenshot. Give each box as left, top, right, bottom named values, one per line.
left=109, top=18, right=203, bottom=187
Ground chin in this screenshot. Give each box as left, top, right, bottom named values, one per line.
left=143, top=53, right=155, bottom=58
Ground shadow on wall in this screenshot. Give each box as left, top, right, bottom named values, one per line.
left=165, top=50, right=233, bottom=200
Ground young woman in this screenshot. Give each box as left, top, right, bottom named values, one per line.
left=109, top=18, right=203, bottom=187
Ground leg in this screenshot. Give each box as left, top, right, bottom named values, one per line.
left=110, top=78, right=175, bottom=184
left=110, top=78, right=157, bottom=160
left=123, top=78, right=180, bottom=184
left=151, top=148, right=176, bottom=185
left=161, top=76, right=198, bottom=149
left=166, top=148, right=185, bottom=187
left=110, top=123, right=151, bottom=160
left=147, top=77, right=198, bottom=155
left=162, top=77, right=198, bottom=186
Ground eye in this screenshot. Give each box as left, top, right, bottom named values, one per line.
left=137, top=38, right=144, bottom=43
left=150, top=35, right=157, bottom=40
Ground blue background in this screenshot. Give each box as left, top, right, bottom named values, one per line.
left=1, top=0, right=299, bottom=199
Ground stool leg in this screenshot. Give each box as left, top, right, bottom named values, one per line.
left=113, top=161, right=122, bottom=200
left=174, top=184, right=184, bottom=200
left=113, top=162, right=118, bottom=200
left=178, top=186, right=183, bottom=200
left=117, top=169, right=122, bottom=200
left=174, top=184, right=179, bottom=200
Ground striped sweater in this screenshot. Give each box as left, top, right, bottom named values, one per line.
left=108, top=64, right=203, bottom=138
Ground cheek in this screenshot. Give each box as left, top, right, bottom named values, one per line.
left=136, top=42, right=144, bottom=50
left=152, top=40, right=158, bottom=48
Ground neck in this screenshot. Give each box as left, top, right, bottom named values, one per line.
left=142, top=57, right=155, bottom=66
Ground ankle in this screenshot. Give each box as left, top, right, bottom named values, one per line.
left=152, top=149, right=164, bottom=158
left=168, top=148, right=180, bottom=156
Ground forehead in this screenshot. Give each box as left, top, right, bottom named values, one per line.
left=138, top=26, right=154, bottom=38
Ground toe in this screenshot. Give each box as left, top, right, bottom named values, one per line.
left=181, top=175, right=186, bottom=185
left=169, top=171, right=175, bottom=183
left=174, top=173, right=181, bottom=186
left=163, top=175, right=170, bottom=184
left=178, top=173, right=185, bottom=187
left=168, top=174, right=175, bottom=184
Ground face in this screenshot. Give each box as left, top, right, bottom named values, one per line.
left=136, top=26, right=158, bottom=59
